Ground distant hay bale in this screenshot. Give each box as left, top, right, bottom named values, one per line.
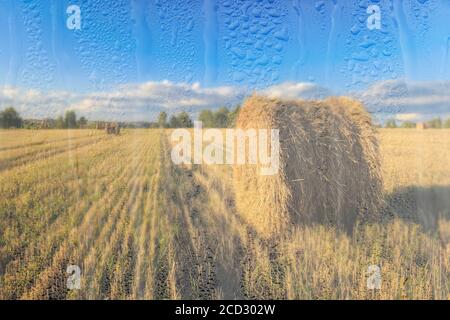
left=416, top=122, right=426, bottom=130
left=105, top=122, right=120, bottom=135
left=233, top=95, right=382, bottom=236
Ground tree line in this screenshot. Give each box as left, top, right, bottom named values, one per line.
left=0, top=106, right=241, bottom=129
left=4, top=105, right=450, bottom=130
left=384, top=117, right=450, bottom=129
left=53, top=111, right=88, bottom=129
left=5, top=105, right=450, bottom=130
left=0, top=107, right=88, bottom=129
left=157, top=105, right=240, bottom=128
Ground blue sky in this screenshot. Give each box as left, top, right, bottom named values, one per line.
left=0, top=0, right=450, bottom=121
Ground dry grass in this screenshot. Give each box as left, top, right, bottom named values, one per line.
left=0, top=128, right=449, bottom=299
left=196, top=128, right=450, bottom=299
left=0, top=129, right=174, bottom=299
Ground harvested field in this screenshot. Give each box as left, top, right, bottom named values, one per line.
left=0, top=128, right=449, bottom=299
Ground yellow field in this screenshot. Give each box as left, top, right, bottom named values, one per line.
left=0, top=128, right=449, bottom=299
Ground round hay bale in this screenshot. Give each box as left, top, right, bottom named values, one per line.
left=233, top=95, right=382, bottom=236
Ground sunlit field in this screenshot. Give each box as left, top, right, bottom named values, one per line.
left=0, top=128, right=449, bottom=299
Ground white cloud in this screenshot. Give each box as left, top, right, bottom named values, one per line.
left=73, top=81, right=247, bottom=119
left=262, top=80, right=450, bottom=122
left=356, top=80, right=450, bottom=119
left=395, top=113, right=420, bottom=121
left=1, top=79, right=450, bottom=122
left=0, top=81, right=247, bottom=120
left=1, top=86, right=20, bottom=99
left=259, top=82, right=332, bottom=100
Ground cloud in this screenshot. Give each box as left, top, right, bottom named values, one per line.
left=0, top=85, right=77, bottom=119
left=395, top=113, right=420, bottom=121
left=262, top=80, right=450, bottom=122
left=2, top=80, right=450, bottom=122
left=356, top=80, right=450, bottom=120
left=75, top=81, right=248, bottom=120
left=0, top=81, right=247, bottom=121
left=0, top=81, right=333, bottom=121
left=259, top=82, right=333, bottom=100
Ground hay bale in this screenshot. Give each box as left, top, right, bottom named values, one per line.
left=233, top=95, right=382, bottom=236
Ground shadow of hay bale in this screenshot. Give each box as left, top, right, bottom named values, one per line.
left=383, top=185, right=450, bottom=233
left=233, top=95, right=383, bottom=237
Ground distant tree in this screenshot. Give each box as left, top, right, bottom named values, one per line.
left=169, top=112, right=194, bottom=128
left=177, top=112, right=193, bottom=128
left=198, top=110, right=215, bottom=127
left=22, top=120, right=33, bottom=129
left=214, top=107, right=229, bottom=128
left=384, top=118, right=397, bottom=128
left=199, top=106, right=239, bottom=128
left=426, top=117, right=442, bottom=129
left=169, top=115, right=180, bottom=128
left=400, top=121, right=416, bottom=128
left=64, top=110, right=77, bottom=128
left=55, top=116, right=65, bottom=129
left=0, top=107, right=23, bottom=128
left=157, top=111, right=168, bottom=128
left=444, top=118, right=450, bottom=128
left=227, top=105, right=240, bottom=127
left=78, top=116, right=87, bottom=127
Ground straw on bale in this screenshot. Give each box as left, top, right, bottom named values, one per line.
left=233, top=95, right=382, bottom=236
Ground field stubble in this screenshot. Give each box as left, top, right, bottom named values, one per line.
left=0, top=128, right=449, bottom=299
